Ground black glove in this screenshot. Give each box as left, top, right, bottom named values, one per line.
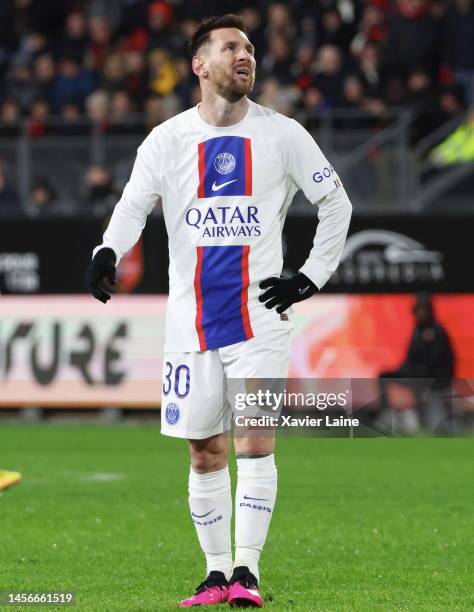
left=259, top=272, right=317, bottom=314
left=85, top=247, right=117, bottom=303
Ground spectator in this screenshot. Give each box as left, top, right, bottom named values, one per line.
left=1, top=99, right=21, bottom=126
left=173, top=18, right=200, bottom=57
left=33, top=53, right=56, bottom=105
left=88, top=15, right=113, bottom=70
left=383, top=0, right=442, bottom=81
left=318, top=6, right=355, bottom=50
left=27, top=99, right=50, bottom=138
left=147, top=1, right=176, bottom=53
left=429, top=107, right=474, bottom=166
left=28, top=176, right=61, bottom=216
left=261, top=35, right=294, bottom=84
left=50, top=56, right=95, bottom=113
left=149, top=49, right=178, bottom=97
left=0, top=163, right=21, bottom=217
left=61, top=101, right=81, bottom=122
left=13, top=31, right=49, bottom=66
left=377, top=295, right=455, bottom=433
left=298, top=15, right=318, bottom=47
left=5, top=63, right=36, bottom=112
left=110, top=90, right=142, bottom=133
left=173, top=56, right=194, bottom=108
left=0, top=100, right=21, bottom=137
left=111, top=90, right=134, bottom=120
left=123, top=49, right=148, bottom=107
left=403, top=68, right=445, bottom=142
left=342, top=74, right=365, bottom=108
left=101, top=53, right=126, bottom=94
left=439, top=83, right=466, bottom=115
left=313, top=45, right=346, bottom=107
left=292, top=43, right=316, bottom=93
left=266, top=3, right=295, bottom=42
left=302, top=86, right=324, bottom=114
left=351, top=3, right=387, bottom=54
left=83, top=165, right=119, bottom=216
left=57, top=11, right=89, bottom=64
left=356, top=42, right=385, bottom=101
left=257, top=77, right=297, bottom=116
left=57, top=101, right=86, bottom=135
left=144, top=93, right=161, bottom=125
left=443, top=0, right=474, bottom=105
left=159, top=93, right=183, bottom=121
left=239, top=7, right=265, bottom=61
left=85, top=89, right=110, bottom=130
left=144, top=90, right=182, bottom=128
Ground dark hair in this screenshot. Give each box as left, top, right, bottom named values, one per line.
left=189, top=14, right=247, bottom=57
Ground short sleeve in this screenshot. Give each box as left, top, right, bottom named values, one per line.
left=285, top=118, right=342, bottom=203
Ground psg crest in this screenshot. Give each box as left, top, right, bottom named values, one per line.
left=214, top=152, right=236, bottom=175
left=165, top=402, right=180, bottom=426
left=197, top=136, right=252, bottom=198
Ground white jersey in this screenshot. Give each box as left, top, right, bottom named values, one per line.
left=94, top=100, right=351, bottom=352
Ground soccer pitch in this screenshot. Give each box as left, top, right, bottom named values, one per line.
left=1, top=426, right=473, bottom=611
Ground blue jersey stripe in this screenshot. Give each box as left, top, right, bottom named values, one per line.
left=199, top=245, right=250, bottom=349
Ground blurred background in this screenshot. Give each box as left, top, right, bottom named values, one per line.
left=0, top=0, right=473, bottom=433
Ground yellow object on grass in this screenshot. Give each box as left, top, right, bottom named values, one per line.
left=0, top=470, right=22, bottom=491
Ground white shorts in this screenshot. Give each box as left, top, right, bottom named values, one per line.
left=160, top=330, right=291, bottom=440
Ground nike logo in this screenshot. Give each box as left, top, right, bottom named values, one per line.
left=191, top=509, right=214, bottom=518
left=211, top=179, right=237, bottom=192
left=298, top=286, right=311, bottom=295
left=246, top=589, right=260, bottom=597
left=243, top=495, right=269, bottom=501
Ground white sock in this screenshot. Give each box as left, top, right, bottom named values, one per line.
left=234, top=454, right=278, bottom=582
left=188, top=466, right=232, bottom=580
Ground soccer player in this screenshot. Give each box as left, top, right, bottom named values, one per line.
left=86, top=15, right=352, bottom=608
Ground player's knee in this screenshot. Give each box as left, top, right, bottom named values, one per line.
left=190, top=450, right=227, bottom=473
left=190, top=454, right=222, bottom=473
left=188, top=435, right=229, bottom=473
left=234, top=436, right=275, bottom=457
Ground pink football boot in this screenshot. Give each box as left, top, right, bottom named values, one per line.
left=228, top=567, right=263, bottom=608
left=179, top=571, right=229, bottom=607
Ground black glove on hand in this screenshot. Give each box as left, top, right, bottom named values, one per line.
left=259, top=272, right=317, bottom=314
left=85, top=247, right=117, bottom=303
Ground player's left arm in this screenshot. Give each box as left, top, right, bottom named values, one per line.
left=259, top=119, right=352, bottom=313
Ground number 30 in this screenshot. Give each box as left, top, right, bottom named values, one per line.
left=162, top=362, right=190, bottom=398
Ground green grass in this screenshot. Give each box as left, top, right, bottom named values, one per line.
left=0, top=426, right=473, bottom=611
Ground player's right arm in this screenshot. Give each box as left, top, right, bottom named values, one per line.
left=86, top=130, right=164, bottom=303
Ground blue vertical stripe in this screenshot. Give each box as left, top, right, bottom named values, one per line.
left=200, top=245, right=247, bottom=349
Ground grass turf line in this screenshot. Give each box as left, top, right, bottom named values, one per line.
left=0, top=426, right=473, bottom=611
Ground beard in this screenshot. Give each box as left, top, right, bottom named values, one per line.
left=210, top=65, right=255, bottom=103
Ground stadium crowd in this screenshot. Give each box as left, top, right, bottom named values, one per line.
left=0, top=0, right=473, bottom=215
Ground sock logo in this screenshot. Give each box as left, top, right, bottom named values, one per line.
left=240, top=502, right=272, bottom=513
left=243, top=495, right=269, bottom=501
left=192, top=510, right=215, bottom=518
left=191, top=509, right=223, bottom=526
